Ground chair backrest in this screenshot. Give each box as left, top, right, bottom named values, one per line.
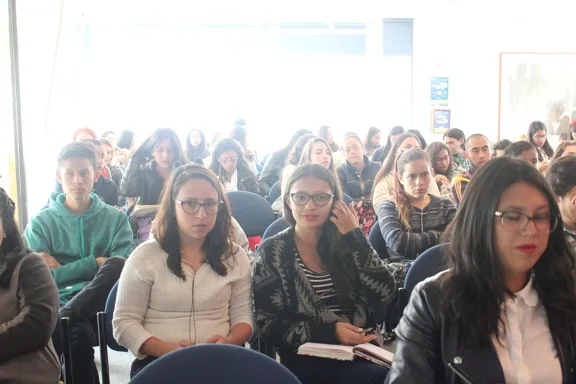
left=131, top=344, right=301, bottom=384
left=227, top=191, right=277, bottom=237
left=368, top=221, right=390, bottom=260
left=262, top=217, right=290, bottom=240
left=104, top=281, right=127, bottom=352
left=342, top=193, right=353, bottom=205
left=403, top=243, right=448, bottom=296
left=266, top=181, right=281, bottom=204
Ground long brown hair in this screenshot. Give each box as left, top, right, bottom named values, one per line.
left=373, top=132, right=420, bottom=190
left=552, top=141, right=576, bottom=161
left=282, top=164, right=357, bottom=308
left=152, top=164, right=234, bottom=278
left=299, top=137, right=338, bottom=181
left=392, top=148, right=431, bottom=231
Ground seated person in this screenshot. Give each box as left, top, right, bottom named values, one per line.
left=372, top=133, right=441, bottom=212
left=113, top=164, right=253, bottom=378
left=378, top=148, right=456, bottom=262
left=53, top=139, right=118, bottom=207
left=451, top=134, right=491, bottom=205
left=425, top=142, right=454, bottom=198
left=504, top=141, right=538, bottom=167
left=24, top=142, right=133, bottom=384
left=208, top=138, right=259, bottom=194
left=547, top=156, right=576, bottom=255
left=0, top=188, right=60, bottom=384
left=253, top=164, right=396, bottom=384
left=388, top=157, right=576, bottom=383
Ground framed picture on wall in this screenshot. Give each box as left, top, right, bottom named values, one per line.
left=498, top=52, right=576, bottom=143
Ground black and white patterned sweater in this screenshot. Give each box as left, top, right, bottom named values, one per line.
left=252, top=227, right=396, bottom=358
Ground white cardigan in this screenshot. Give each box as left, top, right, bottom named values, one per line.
left=112, top=240, right=253, bottom=359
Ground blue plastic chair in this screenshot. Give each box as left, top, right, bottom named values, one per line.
left=368, top=221, right=390, bottom=260
left=403, top=243, right=448, bottom=296
left=262, top=217, right=290, bottom=240
left=131, top=344, right=301, bottom=384
left=227, top=191, right=277, bottom=237
left=97, top=281, right=127, bottom=384
left=266, top=181, right=281, bottom=204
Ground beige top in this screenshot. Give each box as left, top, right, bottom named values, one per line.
left=113, top=240, right=253, bottom=359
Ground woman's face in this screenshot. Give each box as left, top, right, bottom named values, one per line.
left=434, top=149, right=450, bottom=173
left=343, top=137, right=364, bottom=165
left=371, top=133, right=381, bottom=148
left=494, top=182, right=552, bottom=282
left=532, top=129, right=547, bottom=148
left=561, top=145, right=576, bottom=158
left=310, top=142, right=331, bottom=168
left=288, top=176, right=334, bottom=231
left=518, top=148, right=538, bottom=167
left=558, top=185, right=576, bottom=228
left=396, top=137, right=420, bottom=156
left=189, top=131, right=202, bottom=147
left=102, top=144, right=114, bottom=166
left=398, top=159, right=431, bottom=199
left=153, top=139, right=176, bottom=170
left=175, top=178, right=220, bottom=242
left=218, top=150, right=238, bottom=173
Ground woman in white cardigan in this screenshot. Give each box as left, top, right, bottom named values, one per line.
left=372, top=132, right=440, bottom=212
left=113, top=164, right=253, bottom=378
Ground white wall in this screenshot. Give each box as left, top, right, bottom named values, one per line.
left=398, top=0, right=576, bottom=142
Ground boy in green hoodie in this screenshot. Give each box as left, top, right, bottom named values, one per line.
left=24, top=141, right=133, bottom=384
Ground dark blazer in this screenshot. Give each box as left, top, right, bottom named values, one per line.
left=388, top=275, right=576, bottom=383
left=337, top=155, right=381, bottom=201
left=120, top=159, right=165, bottom=205
left=258, top=151, right=287, bottom=197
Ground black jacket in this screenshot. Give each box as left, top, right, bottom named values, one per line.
left=388, top=276, right=576, bottom=383
left=214, top=166, right=259, bottom=194
left=120, top=159, right=166, bottom=205
left=258, top=151, right=287, bottom=197
left=337, top=155, right=381, bottom=200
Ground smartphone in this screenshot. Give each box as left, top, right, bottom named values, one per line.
left=360, top=327, right=376, bottom=335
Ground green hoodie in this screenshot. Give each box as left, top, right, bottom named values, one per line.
left=24, top=192, right=133, bottom=304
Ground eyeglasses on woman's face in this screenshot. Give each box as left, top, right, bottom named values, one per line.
left=289, top=192, right=334, bottom=207
left=175, top=199, right=223, bottom=215
left=494, top=210, right=557, bottom=233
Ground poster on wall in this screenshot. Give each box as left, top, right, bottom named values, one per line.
left=431, top=109, right=451, bottom=133
left=499, top=53, right=576, bottom=142
left=430, top=77, right=449, bottom=106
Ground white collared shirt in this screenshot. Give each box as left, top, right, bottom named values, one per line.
left=222, top=169, right=238, bottom=193
left=492, top=277, right=562, bottom=384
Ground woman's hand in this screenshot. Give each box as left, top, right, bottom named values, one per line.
left=205, top=335, right=227, bottom=344
left=329, top=201, right=360, bottom=234
left=335, top=322, right=377, bottom=346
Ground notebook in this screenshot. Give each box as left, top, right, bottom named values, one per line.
left=297, top=342, right=394, bottom=367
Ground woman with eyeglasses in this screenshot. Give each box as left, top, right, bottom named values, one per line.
left=208, top=138, right=259, bottom=194
left=253, top=164, right=396, bottom=384
left=388, top=157, right=576, bottom=383
left=528, top=121, right=554, bottom=173
left=113, top=164, right=253, bottom=378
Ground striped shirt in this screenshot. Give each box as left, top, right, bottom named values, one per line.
left=377, top=195, right=456, bottom=262
left=295, top=250, right=342, bottom=316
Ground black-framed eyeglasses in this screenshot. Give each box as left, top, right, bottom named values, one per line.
left=289, top=193, right=334, bottom=207
left=494, top=211, right=557, bottom=233
left=175, top=199, right=223, bottom=215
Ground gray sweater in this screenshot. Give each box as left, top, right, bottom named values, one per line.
left=377, top=195, right=456, bottom=261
